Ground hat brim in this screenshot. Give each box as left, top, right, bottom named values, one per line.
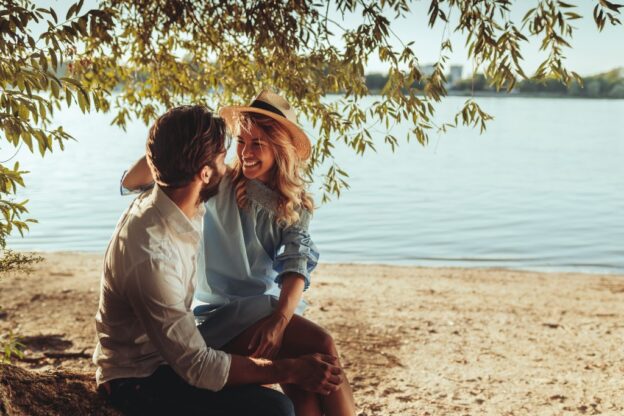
left=219, top=106, right=312, bottom=160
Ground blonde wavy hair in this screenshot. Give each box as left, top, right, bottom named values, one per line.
left=229, top=112, right=314, bottom=227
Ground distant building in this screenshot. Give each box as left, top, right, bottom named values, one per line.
left=421, top=64, right=463, bottom=86
left=448, top=65, right=463, bottom=84
left=422, top=64, right=435, bottom=76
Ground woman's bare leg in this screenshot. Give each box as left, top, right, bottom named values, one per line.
left=280, top=384, right=322, bottom=416
left=278, top=315, right=356, bottom=416
left=221, top=316, right=323, bottom=416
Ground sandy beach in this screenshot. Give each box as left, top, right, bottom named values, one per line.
left=1, top=252, right=623, bottom=415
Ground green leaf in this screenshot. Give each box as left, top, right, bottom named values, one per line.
left=49, top=48, right=57, bottom=69
left=37, top=138, right=46, bottom=156
left=18, top=104, right=29, bottom=120
left=564, top=12, right=582, bottom=20
left=65, top=87, right=72, bottom=107
left=22, top=130, right=34, bottom=152
left=50, top=78, right=60, bottom=98
left=66, top=3, right=77, bottom=20
left=77, top=89, right=88, bottom=112
left=49, top=7, right=58, bottom=23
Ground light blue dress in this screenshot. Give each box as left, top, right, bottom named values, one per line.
left=122, top=173, right=319, bottom=349
left=194, top=174, right=319, bottom=348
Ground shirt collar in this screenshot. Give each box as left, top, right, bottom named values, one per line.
left=152, top=185, right=204, bottom=240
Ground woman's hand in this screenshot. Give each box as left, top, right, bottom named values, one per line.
left=248, top=312, right=290, bottom=359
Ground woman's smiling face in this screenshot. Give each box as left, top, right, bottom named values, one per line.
left=236, top=124, right=276, bottom=183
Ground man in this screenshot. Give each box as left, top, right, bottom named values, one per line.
left=94, top=105, right=343, bottom=415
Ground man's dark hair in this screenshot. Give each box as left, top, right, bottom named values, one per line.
left=146, top=105, right=227, bottom=188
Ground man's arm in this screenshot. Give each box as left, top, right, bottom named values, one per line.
left=226, top=353, right=344, bottom=395
left=126, top=260, right=231, bottom=391
left=122, top=156, right=154, bottom=190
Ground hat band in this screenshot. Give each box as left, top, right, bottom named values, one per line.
left=250, top=100, right=286, bottom=118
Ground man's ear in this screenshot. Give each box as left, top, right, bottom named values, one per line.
left=199, top=165, right=212, bottom=184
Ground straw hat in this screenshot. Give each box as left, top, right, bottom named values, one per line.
left=219, top=90, right=312, bottom=160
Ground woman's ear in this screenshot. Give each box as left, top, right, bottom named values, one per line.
left=199, top=165, right=212, bottom=184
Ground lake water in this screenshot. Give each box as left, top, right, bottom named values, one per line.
left=4, top=96, right=624, bottom=274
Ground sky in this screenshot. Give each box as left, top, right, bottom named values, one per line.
left=327, top=1, right=624, bottom=77
left=37, top=0, right=624, bottom=77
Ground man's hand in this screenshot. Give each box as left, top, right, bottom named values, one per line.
left=249, top=313, right=289, bottom=359
left=226, top=353, right=344, bottom=393
left=283, top=353, right=344, bottom=395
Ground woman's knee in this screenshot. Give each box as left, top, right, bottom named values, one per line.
left=282, top=316, right=339, bottom=357
left=316, top=327, right=338, bottom=356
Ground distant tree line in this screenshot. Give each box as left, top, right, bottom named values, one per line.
left=365, top=68, right=624, bottom=98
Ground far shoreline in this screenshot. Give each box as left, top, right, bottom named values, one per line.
left=327, top=90, right=624, bottom=100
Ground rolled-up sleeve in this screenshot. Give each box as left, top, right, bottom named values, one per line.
left=273, top=210, right=319, bottom=291
left=125, top=259, right=231, bottom=391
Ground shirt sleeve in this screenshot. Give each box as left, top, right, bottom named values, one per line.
left=272, top=209, right=319, bottom=291
left=120, top=170, right=155, bottom=196
left=125, top=258, right=231, bottom=391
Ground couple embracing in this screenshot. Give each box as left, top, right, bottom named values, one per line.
left=93, top=91, right=356, bottom=416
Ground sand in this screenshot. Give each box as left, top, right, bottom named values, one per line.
left=1, top=252, right=623, bottom=415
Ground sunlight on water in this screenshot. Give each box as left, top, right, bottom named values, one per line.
left=5, top=96, right=624, bottom=274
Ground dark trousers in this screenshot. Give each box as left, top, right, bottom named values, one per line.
left=102, top=366, right=294, bottom=416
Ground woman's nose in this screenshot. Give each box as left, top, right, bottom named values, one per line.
left=242, top=144, right=253, bottom=157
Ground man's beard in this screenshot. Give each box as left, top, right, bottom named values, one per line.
left=198, top=171, right=223, bottom=203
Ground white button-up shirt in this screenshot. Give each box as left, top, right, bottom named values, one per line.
left=93, top=185, right=231, bottom=391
